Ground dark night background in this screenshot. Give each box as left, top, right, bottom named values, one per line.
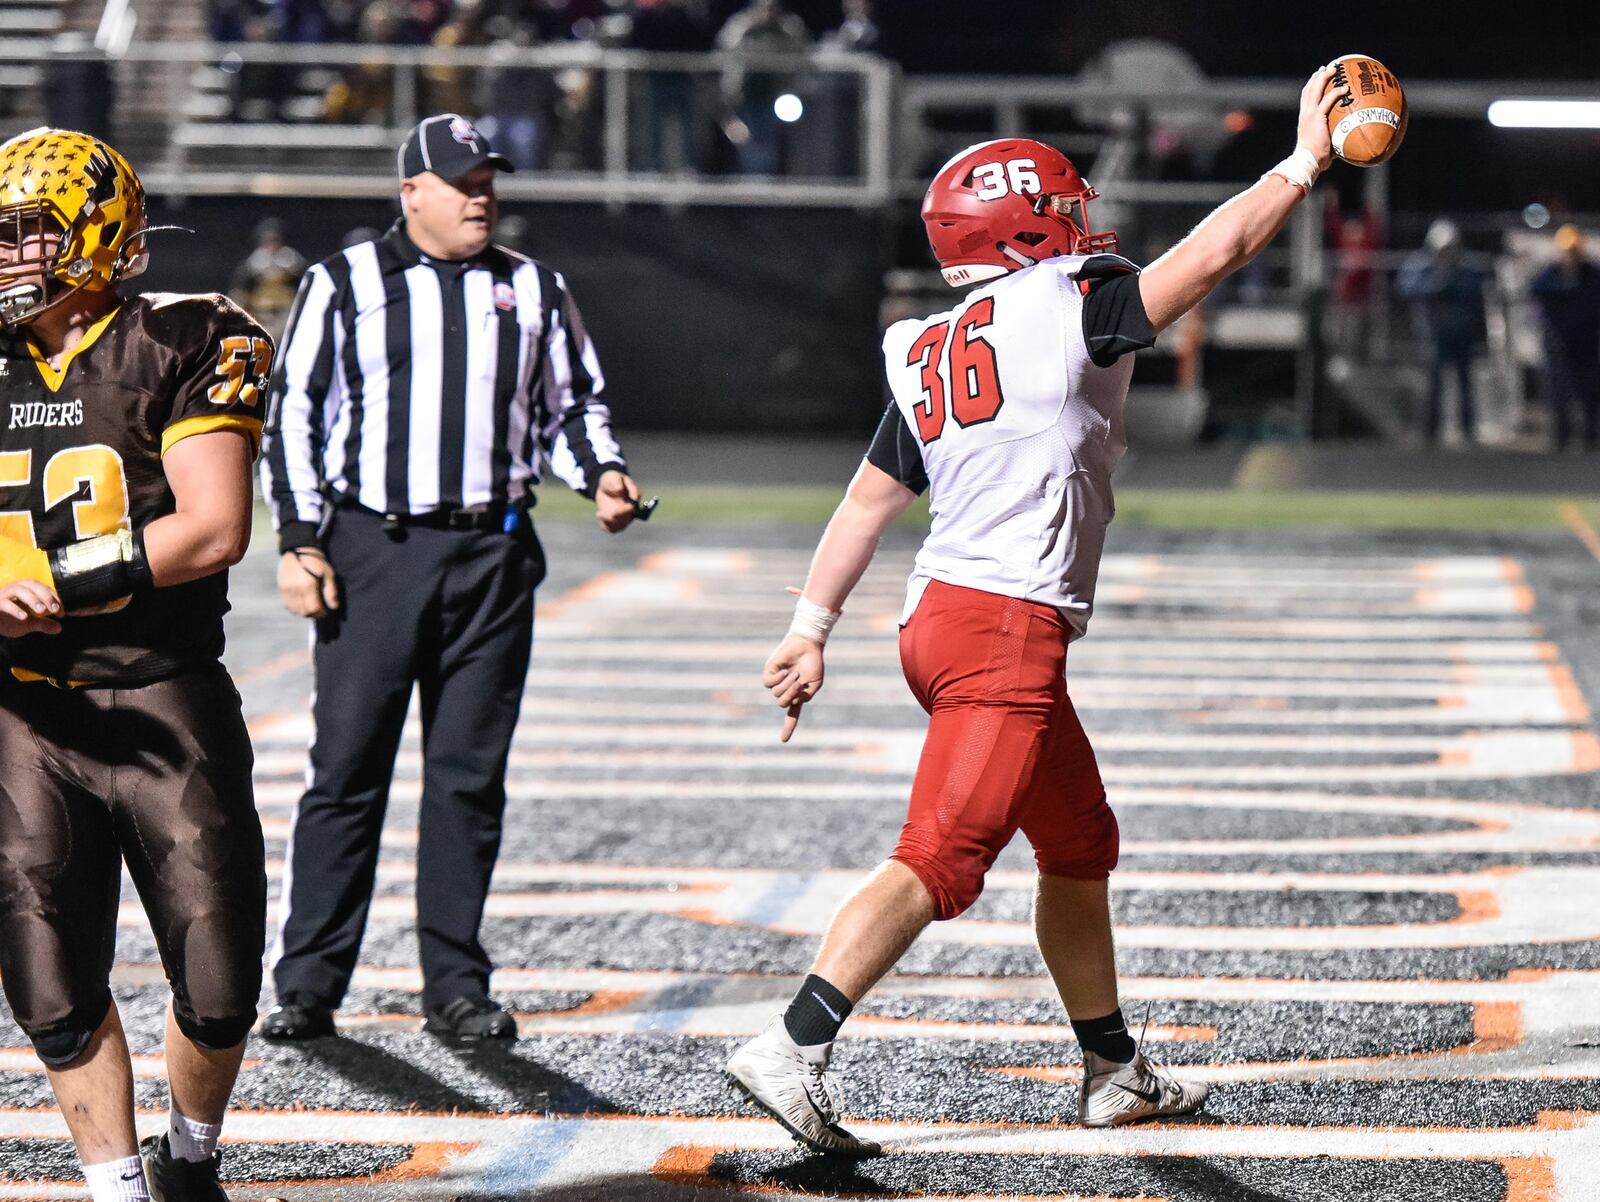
left=688, top=0, right=1600, bottom=212
left=756, top=0, right=1600, bottom=80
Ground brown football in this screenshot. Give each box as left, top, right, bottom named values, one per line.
left=1326, top=54, right=1407, bottom=166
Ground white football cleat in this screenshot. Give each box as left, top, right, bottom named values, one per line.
left=1078, top=1049, right=1210, bottom=1128
left=726, top=1018, right=881, bottom=1156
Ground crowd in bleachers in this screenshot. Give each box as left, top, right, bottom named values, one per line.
left=206, top=0, right=880, bottom=176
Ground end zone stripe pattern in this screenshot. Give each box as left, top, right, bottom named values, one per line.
left=0, top=530, right=1595, bottom=1199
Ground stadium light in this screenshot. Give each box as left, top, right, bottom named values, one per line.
left=774, top=94, right=805, bottom=123
left=1487, top=99, right=1600, bottom=129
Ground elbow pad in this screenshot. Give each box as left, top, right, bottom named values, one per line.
left=48, top=528, right=154, bottom=610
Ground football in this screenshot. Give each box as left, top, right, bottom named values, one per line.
left=1326, top=54, right=1407, bottom=166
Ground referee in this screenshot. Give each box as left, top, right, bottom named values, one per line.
left=257, top=114, right=645, bottom=1043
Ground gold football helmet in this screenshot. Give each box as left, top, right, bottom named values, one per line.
left=0, top=127, right=148, bottom=325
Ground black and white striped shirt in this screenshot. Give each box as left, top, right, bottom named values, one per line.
left=259, top=220, right=626, bottom=551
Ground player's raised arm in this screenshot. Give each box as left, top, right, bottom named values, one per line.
left=764, top=459, right=919, bottom=741
left=1137, top=66, right=1349, bottom=334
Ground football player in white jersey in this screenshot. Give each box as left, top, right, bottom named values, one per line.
left=725, top=67, right=1352, bottom=1153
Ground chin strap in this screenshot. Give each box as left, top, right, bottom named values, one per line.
left=998, top=243, right=1037, bottom=270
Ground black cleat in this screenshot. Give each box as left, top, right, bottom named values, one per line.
left=142, top=1133, right=228, bottom=1202
left=257, top=993, right=335, bottom=1041
left=424, top=995, right=518, bottom=1044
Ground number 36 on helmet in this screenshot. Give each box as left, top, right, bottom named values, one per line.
left=922, top=138, right=1119, bottom=288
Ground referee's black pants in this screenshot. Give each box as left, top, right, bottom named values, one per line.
left=272, top=505, right=544, bottom=1011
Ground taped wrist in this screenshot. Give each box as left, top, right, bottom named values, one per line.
left=1264, top=146, right=1321, bottom=192
left=787, top=595, right=840, bottom=645
left=48, top=528, right=153, bottom=610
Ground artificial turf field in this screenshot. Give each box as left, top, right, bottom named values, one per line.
left=2, top=485, right=1599, bottom=1201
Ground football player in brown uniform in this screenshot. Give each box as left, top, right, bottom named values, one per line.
left=0, top=129, right=271, bottom=1201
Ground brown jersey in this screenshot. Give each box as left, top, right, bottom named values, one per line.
left=0, top=292, right=272, bottom=686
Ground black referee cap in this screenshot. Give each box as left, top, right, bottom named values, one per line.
left=397, top=113, right=513, bottom=180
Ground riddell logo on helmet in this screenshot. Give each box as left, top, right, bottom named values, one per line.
left=946, top=267, right=974, bottom=283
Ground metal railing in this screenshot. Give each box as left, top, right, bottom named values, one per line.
left=23, top=39, right=900, bottom=207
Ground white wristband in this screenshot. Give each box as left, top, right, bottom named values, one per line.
left=788, top=595, right=840, bottom=645
left=1264, top=146, right=1321, bottom=192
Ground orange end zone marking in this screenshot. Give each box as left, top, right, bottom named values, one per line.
left=1571, top=731, right=1600, bottom=773
left=1505, top=1156, right=1558, bottom=1202
left=1533, top=1110, right=1591, bottom=1130
left=1470, top=1002, right=1523, bottom=1053
left=1547, top=663, right=1592, bottom=723
left=270, top=1141, right=477, bottom=1189
left=233, top=647, right=312, bottom=687
left=1560, top=501, right=1600, bottom=564
left=368, top=1141, right=476, bottom=1183
left=537, top=570, right=624, bottom=620
left=1454, top=891, right=1503, bottom=926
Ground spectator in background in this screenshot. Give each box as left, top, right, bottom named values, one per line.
left=820, top=0, right=876, bottom=53
left=629, top=0, right=713, bottom=174
left=715, top=0, right=810, bottom=175
left=423, top=0, right=488, bottom=114
left=476, top=15, right=561, bottom=169
left=1398, top=219, right=1483, bottom=446
left=1326, top=201, right=1382, bottom=357
left=1530, top=224, right=1600, bottom=452
left=323, top=2, right=399, bottom=122
left=796, top=0, right=878, bottom=178
left=43, top=33, right=114, bottom=140
left=207, top=0, right=258, bottom=41
left=230, top=219, right=309, bottom=341
left=271, top=0, right=327, bottom=42
left=234, top=12, right=293, bottom=121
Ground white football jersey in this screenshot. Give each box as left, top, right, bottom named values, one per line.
left=879, top=253, right=1146, bottom=638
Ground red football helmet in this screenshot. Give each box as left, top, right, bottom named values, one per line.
left=922, top=138, right=1118, bottom=287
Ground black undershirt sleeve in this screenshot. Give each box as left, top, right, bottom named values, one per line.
left=864, top=402, right=929, bottom=495
left=1081, top=270, right=1157, bottom=368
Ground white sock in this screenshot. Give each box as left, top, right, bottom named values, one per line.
left=82, top=1155, right=149, bottom=1202
left=167, top=1105, right=222, bottom=1162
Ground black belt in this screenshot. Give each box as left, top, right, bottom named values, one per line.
left=339, top=499, right=510, bottom=536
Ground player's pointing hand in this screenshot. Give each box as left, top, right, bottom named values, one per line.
left=763, top=632, right=825, bottom=742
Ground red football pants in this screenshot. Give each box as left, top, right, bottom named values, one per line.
left=891, top=580, right=1119, bottom=921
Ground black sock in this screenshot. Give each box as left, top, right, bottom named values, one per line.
left=783, top=974, right=853, bottom=1046
left=1071, top=1007, right=1136, bottom=1063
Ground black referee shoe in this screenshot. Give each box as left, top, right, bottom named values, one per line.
left=424, top=995, right=518, bottom=1044
left=142, top=1133, right=229, bottom=1202
left=257, top=993, right=336, bottom=1041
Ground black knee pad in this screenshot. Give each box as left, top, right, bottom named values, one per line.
left=174, top=1008, right=255, bottom=1051
left=24, top=991, right=112, bottom=1068
left=30, top=1023, right=94, bottom=1068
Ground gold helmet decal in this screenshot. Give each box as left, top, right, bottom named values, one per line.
left=0, top=127, right=148, bottom=324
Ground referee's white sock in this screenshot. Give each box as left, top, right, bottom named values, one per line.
left=168, top=1105, right=222, bottom=1162
left=82, top=1154, right=149, bottom=1202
